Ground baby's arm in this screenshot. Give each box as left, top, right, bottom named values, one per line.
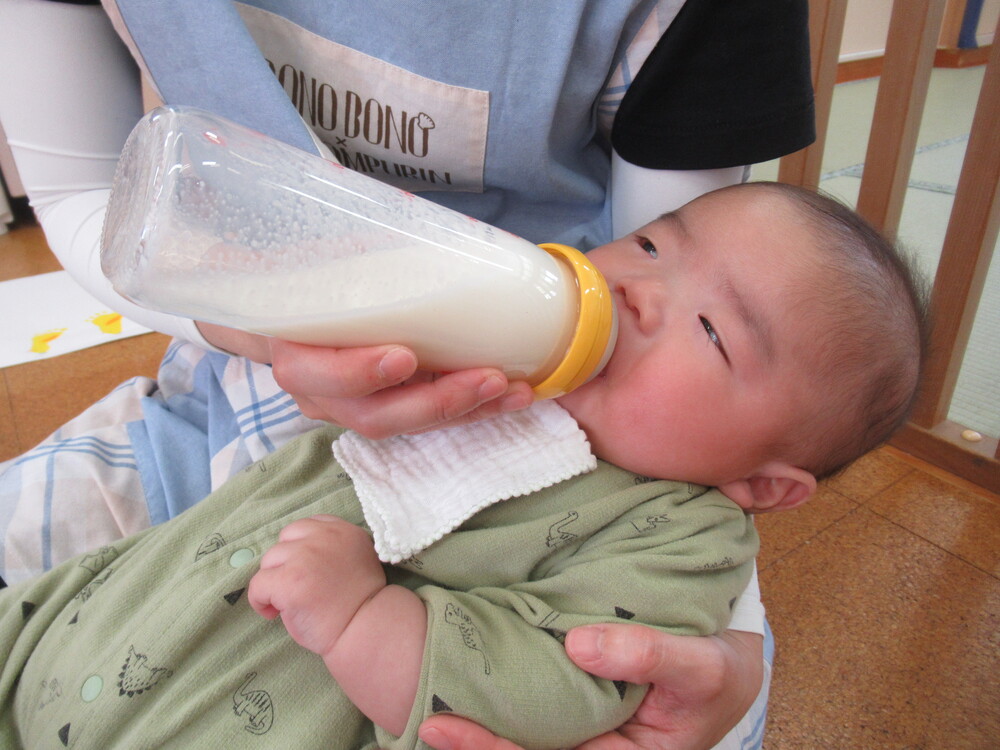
left=247, top=515, right=426, bottom=736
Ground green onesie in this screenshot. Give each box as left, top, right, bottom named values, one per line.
left=0, top=425, right=757, bottom=750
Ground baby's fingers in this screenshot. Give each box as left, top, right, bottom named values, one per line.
left=275, top=514, right=342, bottom=544
left=247, top=567, right=283, bottom=619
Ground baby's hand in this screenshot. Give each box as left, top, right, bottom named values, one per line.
left=248, top=515, right=386, bottom=658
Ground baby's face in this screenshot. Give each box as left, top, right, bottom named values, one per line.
left=557, top=186, right=817, bottom=489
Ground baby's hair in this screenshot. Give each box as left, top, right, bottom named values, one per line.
left=748, top=182, right=930, bottom=479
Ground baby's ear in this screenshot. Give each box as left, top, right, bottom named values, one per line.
left=718, top=463, right=817, bottom=513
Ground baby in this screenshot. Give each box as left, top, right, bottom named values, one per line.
left=0, top=183, right=926, bottom=750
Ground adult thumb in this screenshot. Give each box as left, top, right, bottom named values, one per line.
left=565, top=623, right=714, bottom=686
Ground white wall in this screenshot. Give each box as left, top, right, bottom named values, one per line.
left=840, top=0, right=999, bottom=62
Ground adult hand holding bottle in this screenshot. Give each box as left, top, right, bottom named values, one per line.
left=112, top=103, right=600, bottom=440
left=195, top=327, right=536, bottom=439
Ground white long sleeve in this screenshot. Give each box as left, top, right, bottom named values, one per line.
left=610, top=150, right=747, bottom=236
left=726, top=564, right=765, bottom=635
left=0, top=0, right=213, bottom=347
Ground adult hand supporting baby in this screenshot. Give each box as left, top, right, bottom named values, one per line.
left=416, top=625, right=764, bottom=750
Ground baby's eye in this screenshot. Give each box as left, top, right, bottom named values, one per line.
left=700, top=316, right=729, bottom=362
left=638, top=238, right=658, bottom=258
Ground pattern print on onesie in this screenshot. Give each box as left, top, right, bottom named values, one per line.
left=196, top=532, right=227, bottom=560
left=546, top=511, right=579, bottom=548
left=444, top=604, right=490, bottom=675
left=73, top=567, right=114, bottom=604
left=78, top=546, right=119, bottom=573
left=233, top=672, right=274, bottom=735
left=38, top=678, right=63, bottom=710
left=118, top=646, right=173, bottom=697
left=630, top=513, right=672, bottom=533
left=538, top=611, right=567, bottom=644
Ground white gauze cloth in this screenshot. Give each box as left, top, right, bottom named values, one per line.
left=332, top=400, right=597, bottom=563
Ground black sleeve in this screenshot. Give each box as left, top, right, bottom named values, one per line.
left=611, top=0, right=816, bottom=170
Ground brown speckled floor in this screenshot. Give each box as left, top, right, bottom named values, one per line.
left=757, top=449, right=1000, bottom=748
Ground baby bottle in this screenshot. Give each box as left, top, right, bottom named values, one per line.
left=100, top=106, right=617, bottom=399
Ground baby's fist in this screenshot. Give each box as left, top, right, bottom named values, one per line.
left=248, top=515, right=386, bottom=657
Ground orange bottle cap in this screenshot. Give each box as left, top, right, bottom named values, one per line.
left=531, top=243, right=618, bottom=399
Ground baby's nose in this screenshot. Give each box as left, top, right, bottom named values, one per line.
left=620, top=277, right=667, bottom=334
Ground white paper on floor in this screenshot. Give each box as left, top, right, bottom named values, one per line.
left=0, top=271, right=151, bottom=368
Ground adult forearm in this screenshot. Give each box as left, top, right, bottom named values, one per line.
left=0, top=0, right=217, bottom=346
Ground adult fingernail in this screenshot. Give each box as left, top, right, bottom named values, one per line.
left=567, top=626, right=603, bottom=662
left=478, top=375, right=506, bottom=401
left=378, top=348, right=416, bottom=382
left=500, top=390, right=532, bottom=412
left=418, top=727, right=452, bottom=750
